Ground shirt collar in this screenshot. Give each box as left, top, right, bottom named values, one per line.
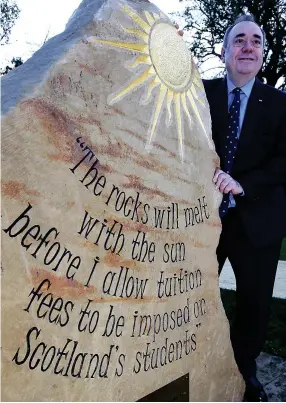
left=226, top=76, right=255, bottom=98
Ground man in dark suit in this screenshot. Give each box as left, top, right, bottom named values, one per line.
left=203, top=13, right=286, bottom=401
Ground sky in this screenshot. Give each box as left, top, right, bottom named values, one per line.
left=1, top=0, right=187, bottom=67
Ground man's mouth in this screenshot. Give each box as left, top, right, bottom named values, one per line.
left=238, top=58, right=255, bottom=61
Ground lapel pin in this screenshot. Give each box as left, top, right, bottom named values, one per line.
left=259, top=99, right=263, bottom=102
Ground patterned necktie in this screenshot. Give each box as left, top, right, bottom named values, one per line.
left=219, top=87, right=241, bottom=218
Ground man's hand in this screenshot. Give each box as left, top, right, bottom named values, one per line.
left=213, top=168, right=244, bottom=195
left=174, top=22, right=184, bottom=37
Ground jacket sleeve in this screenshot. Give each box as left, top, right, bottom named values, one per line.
left=237, top=111, right=286, bottom=201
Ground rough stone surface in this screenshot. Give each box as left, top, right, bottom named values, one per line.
left=1, top=0, right=244, bottom=401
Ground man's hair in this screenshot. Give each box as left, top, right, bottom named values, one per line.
left=223, top=14, right=266, bottom=48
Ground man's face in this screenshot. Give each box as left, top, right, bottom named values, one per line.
left=222, top=21, right=263, bottom=81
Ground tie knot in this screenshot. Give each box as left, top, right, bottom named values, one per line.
left=232, top=87, right=241, bottom=95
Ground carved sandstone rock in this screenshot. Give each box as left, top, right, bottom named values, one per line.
left=1, top=0, right=244, bottom=401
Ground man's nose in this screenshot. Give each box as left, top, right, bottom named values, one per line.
left=242, top=40, right=254, bottom=51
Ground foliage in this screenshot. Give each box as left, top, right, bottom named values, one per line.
left=0, top=0, right=20, bottom=45
left=0, top=56, right=23, bottom=75
left=177, top=0, right=286, bottom=89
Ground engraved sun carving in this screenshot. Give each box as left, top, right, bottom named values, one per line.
left=89, top=5, right=209, bottom=162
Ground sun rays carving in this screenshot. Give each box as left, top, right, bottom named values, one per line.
left=89, top=5, right=208, bottom=162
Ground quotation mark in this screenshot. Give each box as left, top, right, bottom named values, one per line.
left=76, top=136, right=85, bottom=149
left=196, top=323, right=201, bottom=329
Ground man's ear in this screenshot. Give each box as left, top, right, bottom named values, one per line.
left=221, top=47, right=226, bottom=63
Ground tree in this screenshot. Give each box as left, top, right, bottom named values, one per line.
left=1, top=0, right=20, bottom=45
left=1, top=56, right=23, bottom=75
left=178, top=0, right=286, bottom=89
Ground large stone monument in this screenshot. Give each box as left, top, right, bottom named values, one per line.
left=1, top=0, right=244, bottom=401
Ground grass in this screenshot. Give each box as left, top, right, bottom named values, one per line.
left=280, top=238, right=286, bottom=261
left=221, top=289, right=286, bottom=358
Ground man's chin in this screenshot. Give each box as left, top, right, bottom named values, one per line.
left=237, top=68, right=257, bottom=76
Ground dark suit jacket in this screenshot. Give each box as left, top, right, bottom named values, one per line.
left=203, top=77, right=286, bottom=248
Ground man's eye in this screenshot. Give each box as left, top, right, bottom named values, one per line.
left=235, top=38, right=244, bottom=43
left=254, top=39, right=261, bottom=45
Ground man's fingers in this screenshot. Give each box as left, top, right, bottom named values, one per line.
left=213, top=168, right=223, bottom=183
left=219, top=178, right=232, bottom=193
left=213, top=169, right=243, bottom=194
left=215, top=172, right=227, bottom=188
left=173, top=22, right=184, bottom=36
left=231, top=183, right=244, bottom=195
left=224, top=183, right=235, bottom=194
